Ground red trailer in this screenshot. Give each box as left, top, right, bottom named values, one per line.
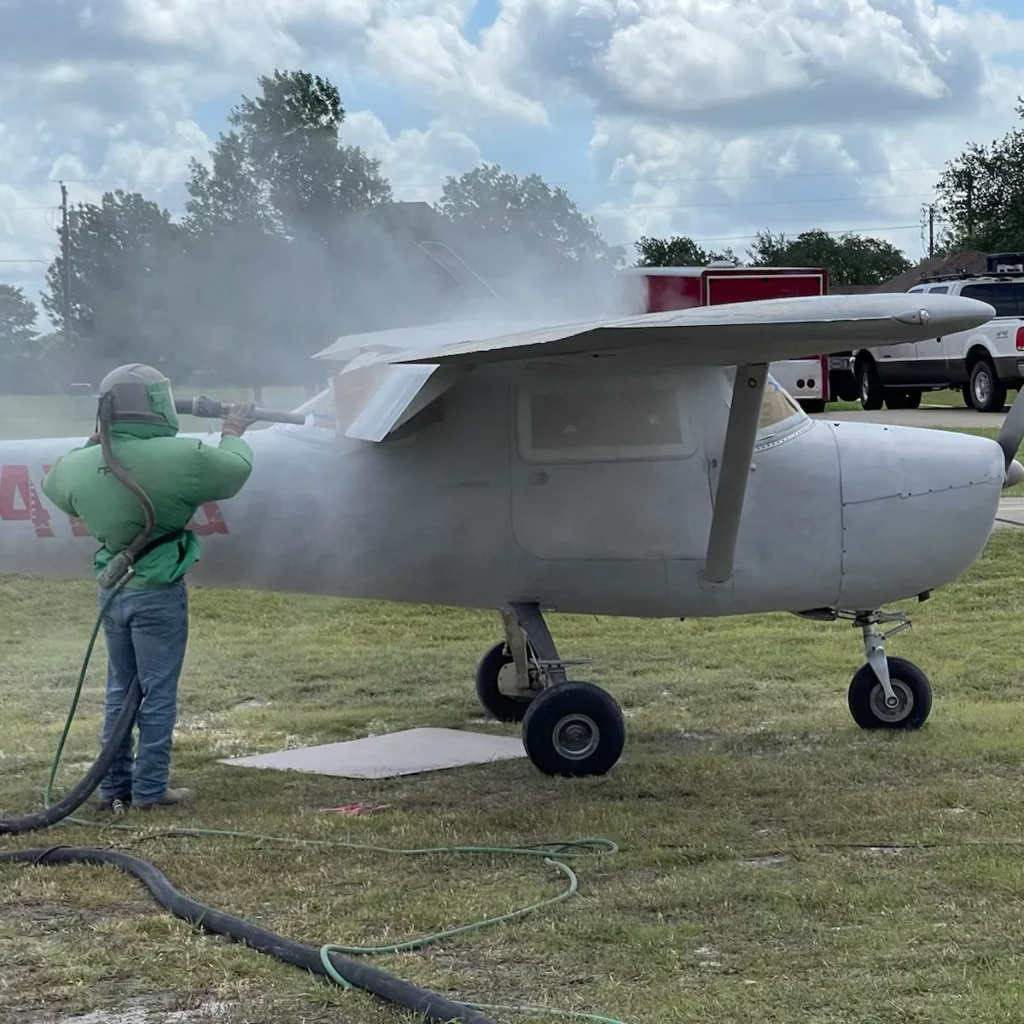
left=618, top=264, right=832, bottom=412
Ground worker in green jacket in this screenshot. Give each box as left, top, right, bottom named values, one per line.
left=41, top=364, right=256, bottom=813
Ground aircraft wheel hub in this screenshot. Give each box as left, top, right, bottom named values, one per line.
left=869, top=679, right=913, bottom=722
left=552, top=713, right=600, bottom=760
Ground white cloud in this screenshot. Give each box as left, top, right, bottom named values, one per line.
left=1, top=0, right=1024, bottom=329
left=485, top=0, right=989, bottom=129
left=365, top=14, right=547, bottom=126
left=342, top=112, right=483, bottom=203
left=539, top=1, right=1024, bottom=259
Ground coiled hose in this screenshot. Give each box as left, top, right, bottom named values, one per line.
left=0, top=846, right=496, bottom=1024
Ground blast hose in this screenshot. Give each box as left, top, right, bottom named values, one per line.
left=0, top=395, right=503, bottom=1024
left=0, top=391, right=146, bottom=835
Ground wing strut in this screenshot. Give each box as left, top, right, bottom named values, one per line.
left=703, top=363, right=768, bottom=584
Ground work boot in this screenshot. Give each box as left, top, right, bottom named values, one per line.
left=134, top=787, right=196, bottom=811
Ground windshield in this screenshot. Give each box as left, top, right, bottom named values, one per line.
left=757, top=373, right=808, bottom=441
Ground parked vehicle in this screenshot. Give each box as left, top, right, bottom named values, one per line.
left=850, top=252, right=1024, bottom=413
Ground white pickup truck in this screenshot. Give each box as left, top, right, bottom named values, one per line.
left=852, top=253, right=1024, bottom=413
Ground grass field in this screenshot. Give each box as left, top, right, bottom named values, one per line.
left=4, top=392, right=1024, bottom=1024
left=4, top=539, right=1024, bottom=1024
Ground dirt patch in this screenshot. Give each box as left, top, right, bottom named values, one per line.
left=740, top=854, right=789, bottom=868
left=18, top=998, right=229, bottom=1024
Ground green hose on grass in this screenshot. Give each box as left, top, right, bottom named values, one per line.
left=5, top=596, right=629, bottom=1024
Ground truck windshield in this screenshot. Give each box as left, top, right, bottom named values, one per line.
left=758, top=374, right=807, bottom=440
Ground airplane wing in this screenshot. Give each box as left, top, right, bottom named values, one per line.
left=312, top=293, right=993, bottom=444
left=384, top=292, right=995, bottom=368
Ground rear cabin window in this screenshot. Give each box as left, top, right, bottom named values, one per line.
left=959, top=283, right=1024, bottom=318
left=517, top=378, right=697, bottom=462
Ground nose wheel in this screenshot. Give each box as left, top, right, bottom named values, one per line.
left=848, top=655, right=932, bottom=729
left=476, top=603, right=626, bottom=776
left=847, top=610, right=932, bottom=730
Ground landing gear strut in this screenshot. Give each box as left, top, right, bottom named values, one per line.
left=475, top=603, right=626, bottom=776
left=846, top=610, right=932, bottom=730
left=796, top=606, right=934, bottom=730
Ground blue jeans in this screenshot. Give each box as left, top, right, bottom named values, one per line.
left=97, top=578, right=189, bottom=804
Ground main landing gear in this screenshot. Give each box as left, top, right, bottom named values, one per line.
left=475, top=603, right=626, bottom=777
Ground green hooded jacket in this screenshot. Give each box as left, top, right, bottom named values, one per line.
left=41, top=415, right=253, bottom=589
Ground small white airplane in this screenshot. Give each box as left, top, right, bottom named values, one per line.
left=2, top=290, right=1020, bottom=777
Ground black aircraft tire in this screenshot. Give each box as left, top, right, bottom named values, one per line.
left=522, top=681, right=625, bottom=777
left=848, top=656, right=932, bottom=731
left=475, top=642, right=532, bottom=723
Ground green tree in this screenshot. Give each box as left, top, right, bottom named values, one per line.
left=435, top=163, right=616, bottom=265
left=0, top=284, right=43, bottom=392
left=934, top=99, right=1024, bottom=252
left=634, top=235, right=735, bottom=266
left=42, top=190, right=185, bottom=382
left=180, top=70, right=396, bottom=386
left=0, top=284, right=38, bottom=357
left=185, top=69, right=392, bottom=238
left=746, top=228, right=911, bottom=286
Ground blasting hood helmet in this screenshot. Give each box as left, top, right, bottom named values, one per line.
left=97, top=363, right=179, bottom=433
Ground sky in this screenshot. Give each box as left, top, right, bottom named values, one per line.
left=3, top=0, right=1024, bottom=331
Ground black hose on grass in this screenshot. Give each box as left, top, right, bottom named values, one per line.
left=0, top=845, right=497, bottom=1024
left=0, top=398, right=499, bottom=1024
left=0, top=678, right=141, bottom=835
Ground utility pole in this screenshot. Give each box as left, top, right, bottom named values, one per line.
left=60, top=181, right=73, bottom=351
left=928, top=204, right=935, bottom=257
left=965, top=170, right=974, bottom=241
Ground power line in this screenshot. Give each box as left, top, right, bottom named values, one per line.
left=0, top=166, right=949, bottom=190
left=613, top=223, right=924, bottom=245
left=152, top=192, right=936, bottom=218
left=590, top=192, right=935, bottom=212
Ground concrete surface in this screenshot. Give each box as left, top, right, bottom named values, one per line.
left=220, top=727, right=526, bottom=779
left=996, top=497, right=1024, bottom=529
left=811, top=405, right=1007, bottom=428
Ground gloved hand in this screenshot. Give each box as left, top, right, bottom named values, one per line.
left=222, top=402, right=256, bottom=438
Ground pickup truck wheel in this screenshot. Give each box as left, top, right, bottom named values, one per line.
left=858, top=358, right=883, bottom=410
left=969, top=358, right=1007, bottom=413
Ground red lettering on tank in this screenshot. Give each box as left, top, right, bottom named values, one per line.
left=189, top=502, right=229, bottom=536
left=1, top=466, right=229, bottom=541
left=0, top=465, right=55, bottom=537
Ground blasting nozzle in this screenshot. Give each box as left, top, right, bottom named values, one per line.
left=174, top=395, right=306, bottom=425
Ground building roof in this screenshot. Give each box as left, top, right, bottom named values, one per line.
left=872, top=250, right=989, bottom=292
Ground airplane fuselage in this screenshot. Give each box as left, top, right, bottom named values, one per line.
left=0, top=364, right=1006, bottom=619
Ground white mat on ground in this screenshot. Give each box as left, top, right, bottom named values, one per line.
left=219, top=727, right=526, bottom=779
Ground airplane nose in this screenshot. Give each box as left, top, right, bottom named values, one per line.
left=827, top=421, right=1003, bottom=610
